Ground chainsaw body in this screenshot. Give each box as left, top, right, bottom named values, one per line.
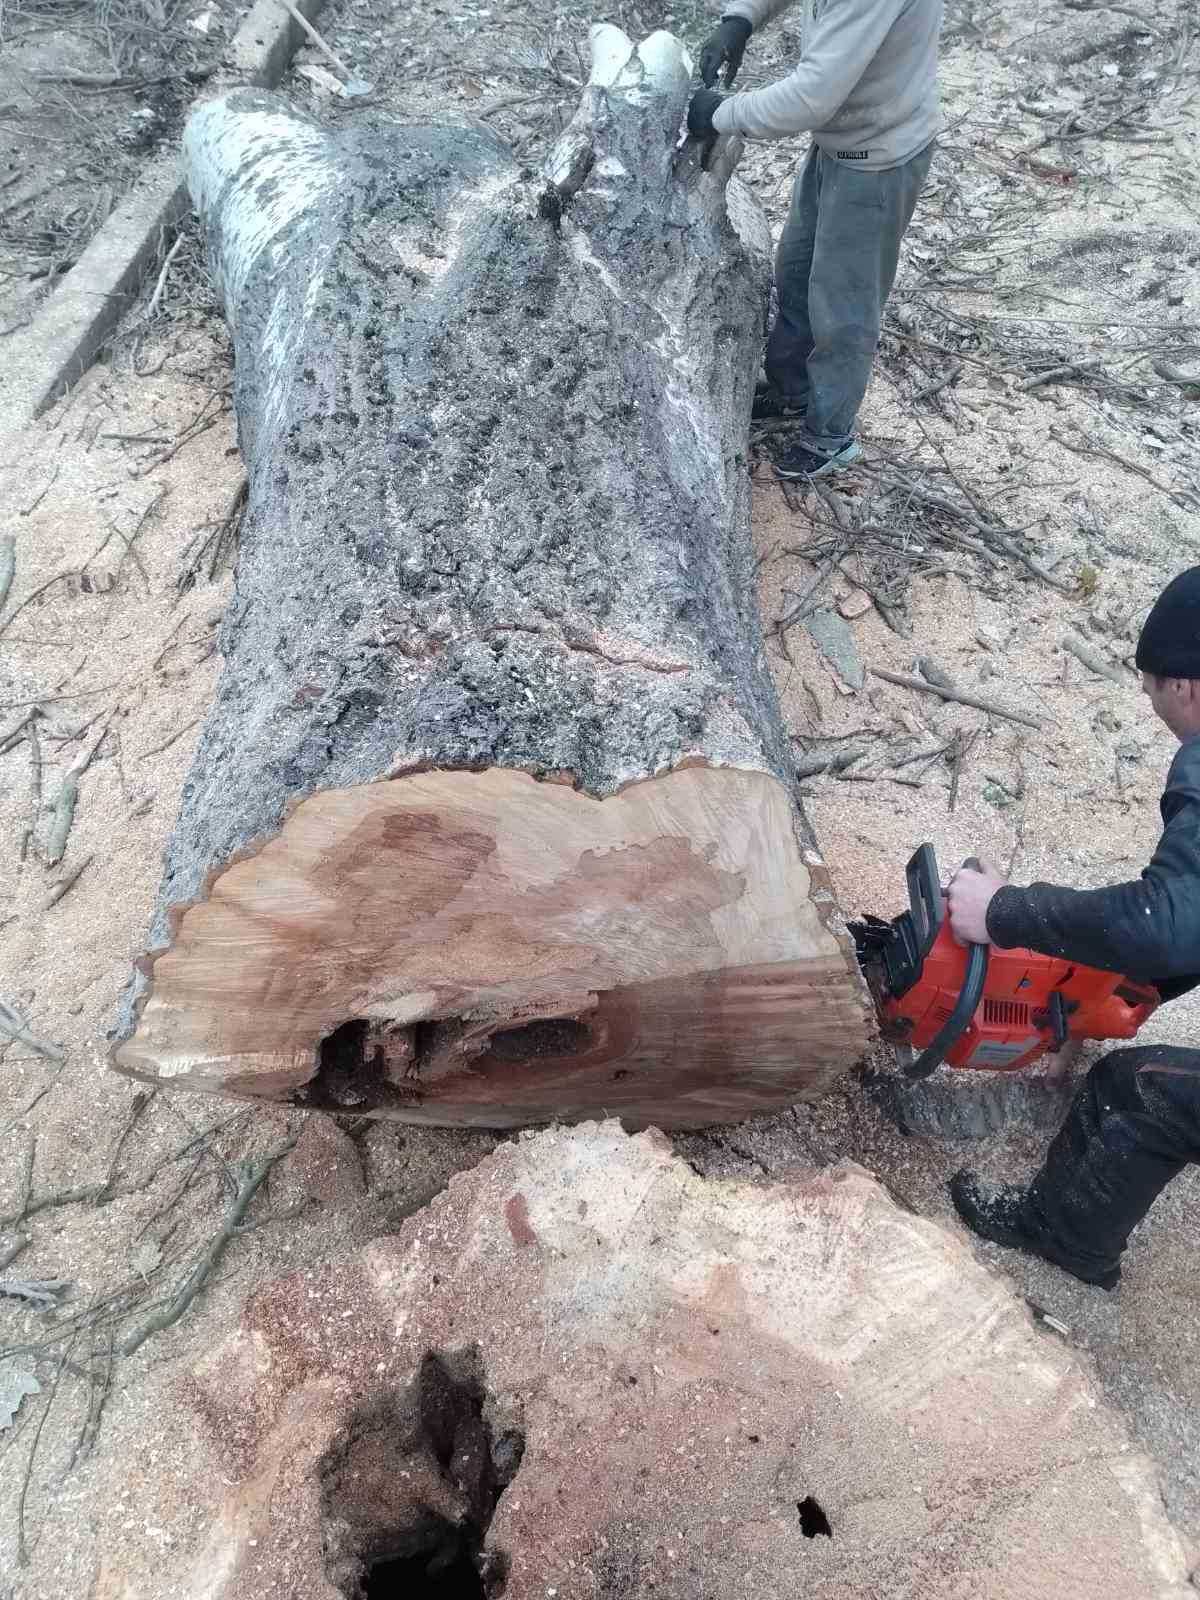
left=854, top=845, right=1159, bottom=1079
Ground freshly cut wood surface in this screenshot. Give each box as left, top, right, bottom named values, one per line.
left=89, top=1125, right=1193, bottom=1598
left=111, top=27, right=869, bottom=1124
left=116, top=766, right=867, bottom=1128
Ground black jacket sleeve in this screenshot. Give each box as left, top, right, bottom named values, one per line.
left=986, top=736, right=1200, bottom=992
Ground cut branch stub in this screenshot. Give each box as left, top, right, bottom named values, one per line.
left=111, top=27, right=868, bottom=1127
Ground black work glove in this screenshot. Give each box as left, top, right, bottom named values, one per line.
left=686, top=87, right=726, bottom=169
left=688, top=87, right=726, bottom=137
left=698, top=15, right=752, bottom=89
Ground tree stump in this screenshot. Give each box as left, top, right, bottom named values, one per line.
left=111, top=27, right=869, bottom=1129
left=82, top=1124, right=1192, bottom=1599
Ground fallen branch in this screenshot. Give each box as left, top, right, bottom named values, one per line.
left=178, top=477, right=246, bottom=593
left=0, top=1001, right=66, bottom=1064
left=0, top=1278, right=70, bottom=1308
left=0, top=712, right=34, bottom=757
left=1018, top=359, right=1103, bottom=392
left=16, top=1342, right=71, bottom=1567
left=70, top=1328, right=115, bottom=1470
left=97, top=1091, right=154, bottom=1205
left=42, top=854, right=94, bottom=912
left=0, top=1235, right=30, bottom=1272
left=0, top=534, right=13, bottom=616
left=949, top=728, right=982, bottom=814
left=139, top=234, right=185, bottom=326
left=870, top=667, right=1043, bottom=729
left=1061, top=634, right=1126, bottom=687
left=43, top=714, right=114, bottom=866
left=1151, top=351, right=1200, bottom=393
left=912, top=364, right=962, bottom=403
left=865, top=469, right=1073, bottom=591
left=273, top=0, right=367, bottom=90
left=0, top=1112, right=247, bottom=1230
left=793, top=744, right=872, bottom=780
left=19, top=465, right=61, bottom=518
left=24, top=713, right=42, bottom=863
left=137, top=719, right=201, bottom=761
left=1050, top=425, right=1199, bottom=511
left=120, top=1130, right=299, bottom=1356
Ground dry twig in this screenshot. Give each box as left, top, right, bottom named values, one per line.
left=16, top=1342, right=71, bottom=1567
left=42, top=854, right=93, bottom=911
left=0, top=533, right=14, bottom=616
left=0, top=1112, right=247, bottom=1231
left=0, top=1000, right=65, bottom=1064
left=871, top=667, right=1043, bottom=729
left=1017, top=359, right=1103, bottom=392
left=0, top=1278, right=69, bottom=1308
left=0, top=1234, right=31, bottom=1272
left=43, top=713, right=114, bottom=866
left=1062, top=634, right=1126, bottom=687
left=120, top=1129, right=300, bottom=1356
left=1050, top=424, right=1199, bottom=510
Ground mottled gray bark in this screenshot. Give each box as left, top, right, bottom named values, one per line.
left=115, top=31, right=814, bottom=1060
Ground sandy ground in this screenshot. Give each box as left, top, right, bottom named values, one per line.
left=0, top=0, right=241, bottom=334
left=2, top=0, right=1200, bottom=1591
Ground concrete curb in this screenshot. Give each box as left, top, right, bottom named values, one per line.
left=0, top=0, right=324, bottom=440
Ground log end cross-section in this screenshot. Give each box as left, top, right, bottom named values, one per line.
left=116, top=766, right=867, bottom=1128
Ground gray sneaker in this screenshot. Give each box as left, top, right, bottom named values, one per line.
left=773, top=437, right=863, bottom=479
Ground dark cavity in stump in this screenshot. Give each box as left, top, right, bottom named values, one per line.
left=364, top=1534, right=487, bottom=1599
left=797, top=1495, right=833, bottom=1539
left=320, top=1348, right=525, bottom=1600
left=307, top=1009, right=598, bottom=1110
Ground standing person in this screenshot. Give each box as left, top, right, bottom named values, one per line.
left=688, top=0, right=941, bottom=479
left=945, top=567, right=1200, bottom=1290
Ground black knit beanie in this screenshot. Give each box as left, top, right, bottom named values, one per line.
left=1135, top=567, right=1200, bottom=679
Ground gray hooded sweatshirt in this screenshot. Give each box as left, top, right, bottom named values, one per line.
left=710, top=0, right=941, bottom=170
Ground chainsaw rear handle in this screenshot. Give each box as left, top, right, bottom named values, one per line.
left=903, top=852, right=990, bottom=1080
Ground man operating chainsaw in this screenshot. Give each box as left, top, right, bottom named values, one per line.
left=946, top=567, right=1200, bottom=1290
left=687, top=0, right=941, bottom=480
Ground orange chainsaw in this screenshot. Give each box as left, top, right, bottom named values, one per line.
left=852, top=845, right=1159, bottom=1080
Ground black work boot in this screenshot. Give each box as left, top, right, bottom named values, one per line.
left=751, top=382, right=806, bottom=422
left=948, top=1170, right=1121, bottom=1290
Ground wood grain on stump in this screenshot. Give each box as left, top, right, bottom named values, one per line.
left=87, top=1124, right=1192, bottom=1599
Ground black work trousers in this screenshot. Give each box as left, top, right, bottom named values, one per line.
left=1025, top=1046, right=1200, bottom=1279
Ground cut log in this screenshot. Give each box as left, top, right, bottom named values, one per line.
left=111, top=27, right=870, bottom=1128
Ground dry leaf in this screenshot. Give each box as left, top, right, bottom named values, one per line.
left=0, top=1360, right=40, bottom=1430
left=130, top=1240, right=163, bottom=1281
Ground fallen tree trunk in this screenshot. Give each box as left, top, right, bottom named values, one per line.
left=112, top=27, right=869, bottom=1128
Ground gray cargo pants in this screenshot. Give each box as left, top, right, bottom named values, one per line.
left=765, top=140, right=934, bottom=454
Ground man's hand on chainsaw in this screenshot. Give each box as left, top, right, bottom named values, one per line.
left=947, top=859, right=1007, bottom=945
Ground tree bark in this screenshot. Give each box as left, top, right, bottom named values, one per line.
left=112, top=27, right=870, bottom=1128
